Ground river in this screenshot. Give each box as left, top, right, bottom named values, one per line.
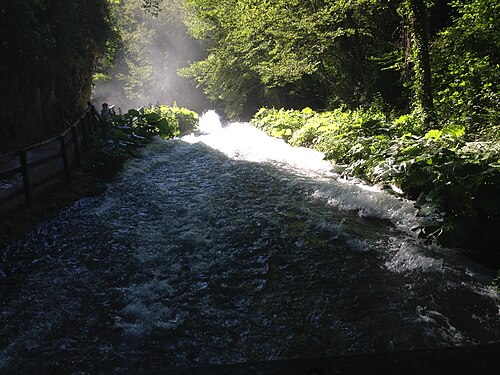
left=1, top=111, right=499, bottom=373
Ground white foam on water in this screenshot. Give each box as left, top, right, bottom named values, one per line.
left=185, top=114, right=333, bottom=175
left=0, top=113, right=500, bottom=372
left=385, top=241, right=444, bottom=273
left=183, top=111, right=418, bottom=230
left=2, top=109, right=500, bottom=372
left=415, top=306, right=469, bottom=346
left=197, top=110, right=223, bottom=133
left=92, top=111, right=499, bottom=352
left=310, top=183, right=418, bottom=230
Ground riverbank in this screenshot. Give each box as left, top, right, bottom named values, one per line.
left=250, top=107, right=500, bottom=267
left=0, top=149, right=120, bottom=248
left=2, top=136, right=500, bottom=275
left=0, top=105, right=199, bottom=248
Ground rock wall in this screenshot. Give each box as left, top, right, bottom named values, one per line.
left=0, top=0, right=110, bottom=153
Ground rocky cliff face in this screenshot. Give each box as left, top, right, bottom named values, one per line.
left=0, top=1, right=111, bottom=153
left=0, top=59, right=96, bottom=153
left=1, top=72, right=57, bottom=149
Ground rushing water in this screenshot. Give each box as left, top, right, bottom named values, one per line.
left=1, top=112, right=499, bottom=373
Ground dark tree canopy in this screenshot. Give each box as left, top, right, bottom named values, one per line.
left=140, top=0, right=498, bottom=129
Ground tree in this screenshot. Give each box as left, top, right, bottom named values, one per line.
left=179, top=0, right=404, bottom=117
left=431, top=0, right=499, bottom=134
left=93, top=0, right=210, bottom=112
left=142, top=0, right=497, bottom=136
left=400, top=0, right=435, bottom=126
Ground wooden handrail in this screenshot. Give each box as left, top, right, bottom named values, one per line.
left=0, top=167, right=22, bottom=179
left=27, top=150, right=63, bottom=169
left=19, top=150, right=32, bottom=205
left=0, top=187, right=25, bottom=205
left=0, top=103, right=101, bottom=212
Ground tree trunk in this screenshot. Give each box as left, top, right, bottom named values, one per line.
left=407, top=0, right=434, bottom=127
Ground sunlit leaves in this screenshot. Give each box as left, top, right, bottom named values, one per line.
left=180, top=0, right=401, bottom=115
left=431, top=0, right=499, bottom=133
left=424, top=129, right=441, bottom=140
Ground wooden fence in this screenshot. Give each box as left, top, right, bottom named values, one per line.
left=0, top=104, right=101, bottom=214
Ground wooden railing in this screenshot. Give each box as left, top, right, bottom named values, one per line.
left=0, top=104, right=101, bottom=214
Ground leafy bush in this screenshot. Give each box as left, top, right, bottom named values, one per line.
left=386, top=132, right=500, bottom=253
left=162, top=106, right=199, bottom=135
left=90, top=105, right=198, bottom=174
left=111, top=105, right=199, bottom=141
left=252, top=107, right=315, bottom=141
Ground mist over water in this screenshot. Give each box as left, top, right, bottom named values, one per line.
left=1, top=112, right=499, bottom=373
left=91, top=0, right=211, bottom=113
left=197, top=110, right=223, bottom=133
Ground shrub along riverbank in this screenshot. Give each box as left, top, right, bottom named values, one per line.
left=0, top=105, right=198, bottom=248
left=250, top=107, right=500, bottom=286
left=89, top=105, right=198, bottom=178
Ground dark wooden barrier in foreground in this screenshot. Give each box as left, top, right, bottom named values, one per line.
left=0, top=104, right=101, bottom=214
left=144, top=342, right=500, bottom=375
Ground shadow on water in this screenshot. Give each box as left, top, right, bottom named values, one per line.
left=1, top=137, right=499, bottom=374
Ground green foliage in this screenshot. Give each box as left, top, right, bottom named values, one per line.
left=398, top=0, right=435, bottom=126
left=166, top=106, right=200, bottom=134
left=144, top=0, right=498, bottom=136
left=388, top=134, right=500, bottom=252
left=146, top=105, right=199, bottom=136
left=431, top=0, right=499, bottom=133
left=493, top=271, right=500, bottom=293
left=252, top=107, right=315, bottom=142
left=93, top=104, right=198, bottom=162
left=181, top=0, right=403, bottom=116
left=93, top=0, right=207, bottom=110
left=250, top=106, right=500, bottom=256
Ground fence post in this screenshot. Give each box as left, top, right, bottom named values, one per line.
left=59, top=135, right=71, bottom=183
left=93, top=110, right=99, bottom=132
left=89, top=105, right=102, bottom=133
left=71, top=124, right=81, bottom=166
left=57, top=101, right=66, bottom=132
left=81, top=114, right=89, bottom=150
left=19, top=150, right=33, bottom=205
left=88, top=111, right=94, bottom=133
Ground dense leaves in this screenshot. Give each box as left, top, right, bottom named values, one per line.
left=432, top=0, right=500, bottom=134
left=115, top=105, right=198, bottom=138
left=93, top=0, right=209, bottom=111
left=92, top=105, right=198, bottom=164
left=173, top=0, right=498, bottom=134
left=179, top=0, right=404, bottom=117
